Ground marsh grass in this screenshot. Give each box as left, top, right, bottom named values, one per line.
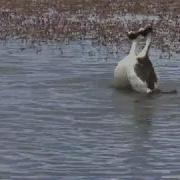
left=0, top=0, right=179, bottom=54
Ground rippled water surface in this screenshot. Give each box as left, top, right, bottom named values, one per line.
left=0, top=40, right=179, bottom=179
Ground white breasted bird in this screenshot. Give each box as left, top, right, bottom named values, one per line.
left=114, top=25, right=158, bottom=94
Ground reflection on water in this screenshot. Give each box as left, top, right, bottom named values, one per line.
left=0, top=40, right=179, bottom=179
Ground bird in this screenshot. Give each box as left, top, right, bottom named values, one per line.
left=114, top=25, right=158, bottom=94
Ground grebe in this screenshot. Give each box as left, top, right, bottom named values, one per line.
left=114, top=25, right=158, bottom=94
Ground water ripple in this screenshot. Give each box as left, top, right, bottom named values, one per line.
left=0, top=41, right=179, bottom=179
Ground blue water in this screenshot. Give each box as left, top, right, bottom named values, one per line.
left=0, top=40, right=179, bottom=179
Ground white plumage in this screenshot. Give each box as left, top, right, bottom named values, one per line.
left=114, top=31, right=158, bottom=94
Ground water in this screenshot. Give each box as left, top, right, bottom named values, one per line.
left=0, top=40, right=179, bottom=180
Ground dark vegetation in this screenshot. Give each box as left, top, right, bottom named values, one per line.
left=0, top=0, right=179, bottom=54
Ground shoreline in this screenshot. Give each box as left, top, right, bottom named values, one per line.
left=0, top=0, right=179, bottom=54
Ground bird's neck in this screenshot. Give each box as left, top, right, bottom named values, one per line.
left=129, top=40, right=137, bottom=55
